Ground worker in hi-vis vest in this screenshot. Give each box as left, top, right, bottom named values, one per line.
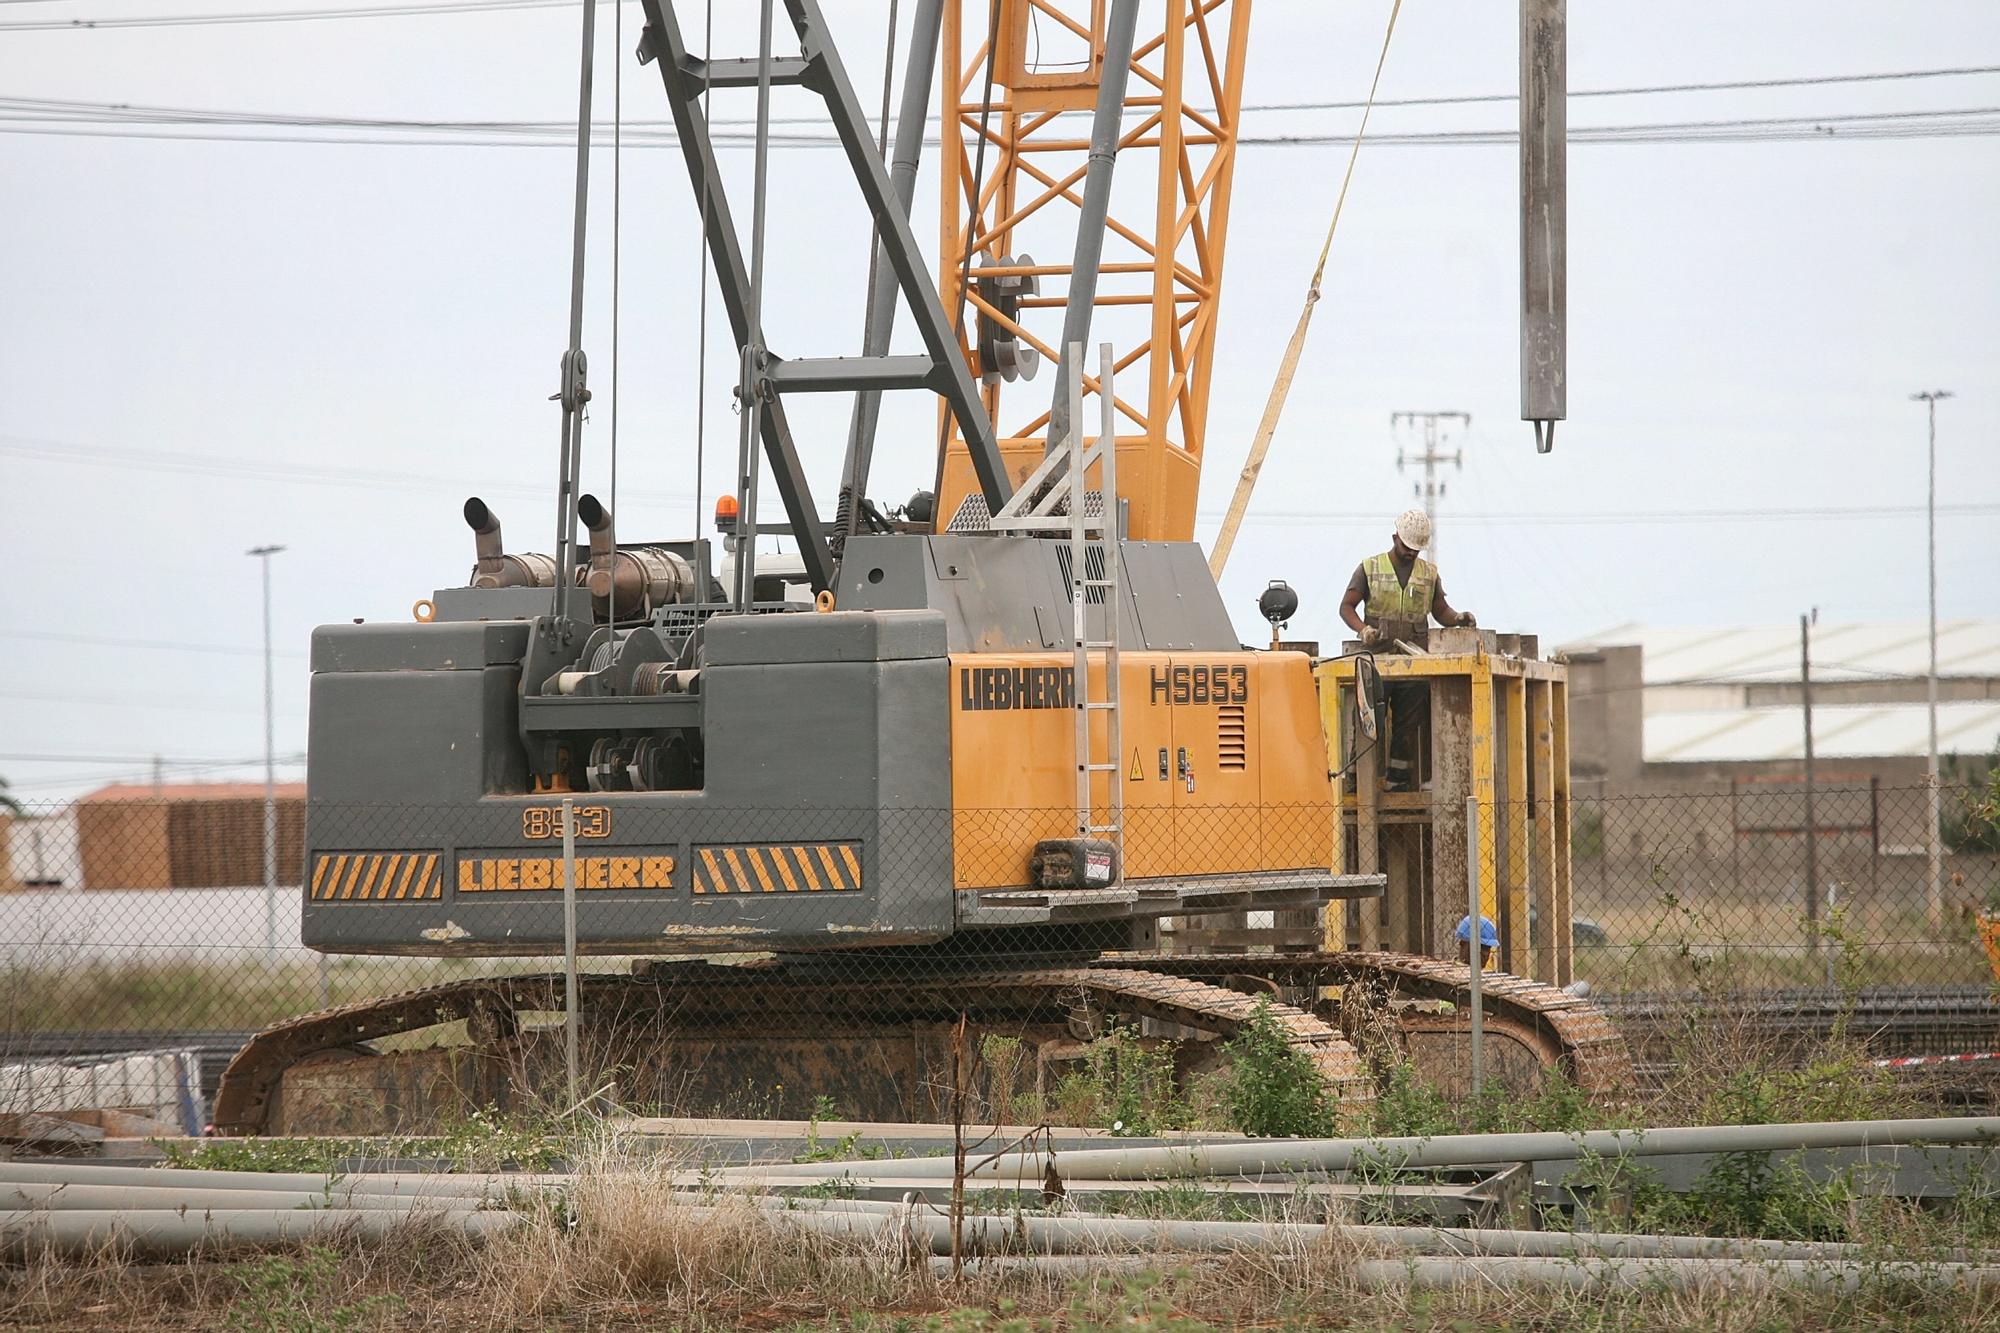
left=1337, top=508, right=1476, bottom=791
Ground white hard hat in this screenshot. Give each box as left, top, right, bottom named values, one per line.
left=1395, top=507, right=1432, bottom=551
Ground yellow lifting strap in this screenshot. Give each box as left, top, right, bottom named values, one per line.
left=1208, top=0, right=1404, bottom=578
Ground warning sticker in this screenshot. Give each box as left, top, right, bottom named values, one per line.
left=1129, top=750, right=1145, bottom=782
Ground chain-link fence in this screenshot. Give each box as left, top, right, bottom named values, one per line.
left=2, top=783, right=1994, bottom=1032
left=1, top=783, right=1995, bottom=1131
left=1567, top=781, right=1999, bottom=994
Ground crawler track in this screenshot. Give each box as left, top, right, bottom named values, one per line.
left=212, top=952, right=1626, bottom=1136
left=1105, top=951, right=1633, bottom=1097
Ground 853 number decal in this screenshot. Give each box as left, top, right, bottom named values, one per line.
left=522, top=805, right=611, bottom=840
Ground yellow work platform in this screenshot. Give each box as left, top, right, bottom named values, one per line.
left=1315, top=628, right=1576, bottom=987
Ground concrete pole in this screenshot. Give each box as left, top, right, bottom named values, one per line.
left=0, top=1209, right=519, bottom=1261
left=1912, top=390, right=1952, bottom=933
left=245, top=543, right=285, bottom=963
left=723, top=1114, right=2000, bottom=1185
left=0, top=1161, right=568, bottom=1198
left=0, top=1181, right=483, bottom=1214
left=1519, top=0, right=1566, bottom=453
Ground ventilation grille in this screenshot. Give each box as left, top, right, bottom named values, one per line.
left=947, top=488, right=1107, bottom=533
left=1218, top=703, right=1248, bottom=769
left=1055, top=543, right=1110, bottom=606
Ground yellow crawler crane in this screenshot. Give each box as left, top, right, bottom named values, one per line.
left=214, top=0, right=1620, bottom=1137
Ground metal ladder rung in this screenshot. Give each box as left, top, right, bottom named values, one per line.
left=1086, top=824, right=1121, bottom=834
left=1081, top=640, right=1116, bottom=649
left=1083, top=762, right=1119, bottom=772
left=1082, top=700, right=1117, bottom=710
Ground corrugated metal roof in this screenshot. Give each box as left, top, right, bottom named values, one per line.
left=82, top=782, right=306, bottom=803
left=1564, top=619, right=2000, bottom=685
left=1646, top=701, right=2000, bottom=764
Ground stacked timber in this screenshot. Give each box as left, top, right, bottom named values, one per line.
left=75, top=783, right=304, bottom=890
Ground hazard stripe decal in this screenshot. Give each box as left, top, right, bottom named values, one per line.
left=693, top=842, right=864, bottom=894
left=309, top=852, right=444, bottom=901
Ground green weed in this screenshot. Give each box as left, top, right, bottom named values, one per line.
left=1084, top=1022, right=1182, bottom=1137
left=160, top=1108, right=571, bottom=1174
left=223, top=1247, right=402, bottom=1333
left=792, top=1096, right=884, bottom=1164
left=1368, top=1058, right=1456, bottom=1139
left=1216, top=996, right=1337, bottom=1138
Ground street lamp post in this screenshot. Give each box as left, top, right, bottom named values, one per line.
left=1910, top=391, right=1952, bottom=934
left=246, top=544, right=286, bottom=961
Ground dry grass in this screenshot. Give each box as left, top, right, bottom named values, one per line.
left=6, top=910, right=1999, bottom=1325
left=467, top=1153, right=898, bottom=1324
left=6, top=1192, right=1999, bottom=1331
left=0, top=956, right=512, bottom=1035
left=6, top=1127, right=2000, bottom=1332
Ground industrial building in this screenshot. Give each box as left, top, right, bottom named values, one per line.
left=1559, top=620, right=2000, bottom=917
left=1563, top=619, right=2000, bottom=789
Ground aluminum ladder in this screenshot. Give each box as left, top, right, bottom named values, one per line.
left=983, top=342, right=1126, bottom=879
left=1066, top=344, right=1123, bottom=870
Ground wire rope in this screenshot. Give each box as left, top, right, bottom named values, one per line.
left=609, top=0, right=623, bottom=641
left=1207, top=0, right=1402, bottom=576
left=839, top=0, right=899, bottom=547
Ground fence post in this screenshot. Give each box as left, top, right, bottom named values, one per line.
left=1800, top=614, right=1821, bottom=955
left=561, top=796, right=580, bottom=1107
left=1467, top=794, right=1483, bottom=1098
left=1730, top=777, right=1742, bottom=900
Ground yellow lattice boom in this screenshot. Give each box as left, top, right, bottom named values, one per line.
left=934, top=0, right=1251, bottom=542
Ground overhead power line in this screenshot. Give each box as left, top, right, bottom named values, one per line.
left=0, top=0, right=571, bottom=30
left=0, top=435, right=694, bottom=508
left=4, top=61, right=1999, bottom=136
left=1247, top=64, right=2000, bottom=113
left=0, top=628, right=308, bottom=660
left=0, top=749, right=302, bottom=766
left=1243, top=105, right=2000, bottom=148
left=0, top=687, right=303, bottom=719
left=2, top=0, right=1996, bottom=163
left=1214, top=503, right=2000, bottom=528
left=2, top=753, right=308, bottom=798
left=4, top=104, right=1996, bottom=150
left=8, top=431, right=1995, bottom=529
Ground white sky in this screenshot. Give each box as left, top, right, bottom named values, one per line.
left=2, top=1, right=1997, bottom=802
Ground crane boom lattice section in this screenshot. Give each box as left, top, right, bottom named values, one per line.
left=936, top=0, right=1250, bottom=543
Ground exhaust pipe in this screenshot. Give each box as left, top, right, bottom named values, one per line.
left=465, top=496, right=505, bottom=576
left=463, top=497, right=556, bottom=589
left=577, top=493, right=618, bottom=601
left=576, top=494, right=693, bottom=619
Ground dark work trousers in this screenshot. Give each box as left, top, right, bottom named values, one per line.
left=1385, top=680, right=1429, bottom=789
